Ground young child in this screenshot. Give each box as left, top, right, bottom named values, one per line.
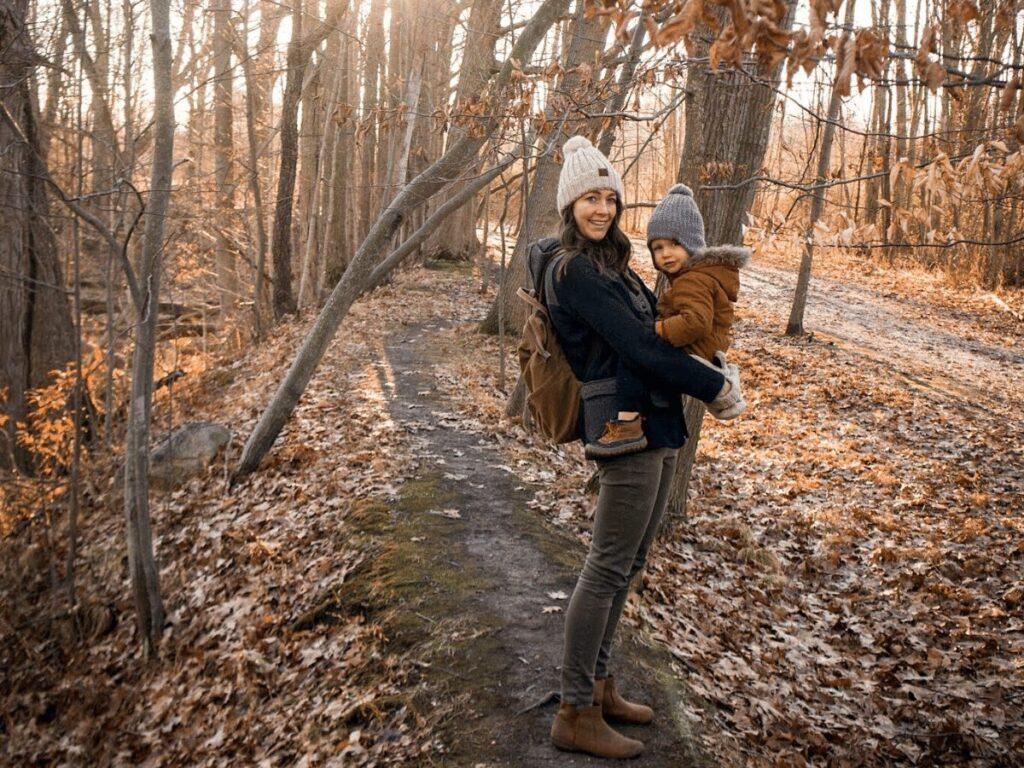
left=586, top=183, right=750, bottom=459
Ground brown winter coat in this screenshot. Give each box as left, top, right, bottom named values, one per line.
left=654, top=244, right=751, bottom=361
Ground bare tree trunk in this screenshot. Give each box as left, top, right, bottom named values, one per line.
left=408, top=0, right=457, bottom=253
left=235, top=0, right=572, bottom=479
left=0, top=0, right=75, bottom=475
left=479, top=1, right=611, bottom=336
left=0, top=0, right=76, bottom=471
left=123, top=0, right=176, bottom=656
left=662, top=0, right=796, bottom=526
left=60, top=0, right=124, bottom=179
left=299, top=29, right=345, bottom=308
left=213, top=0, right=237, bottom=314
left=787, top=0, right=857, bottom=336
left=270, top=0, right=345, bottom=317
left=240, top=0, right=270, bottom=337
left=380, top=0, right=411, bottom=211
left=325, top=26, right=363, bottom=291
left=357, top=0, right=384, bottom=245
left=422, top=0, right=503, bottom=261
left=391, top=60, right=424, bottom=222
left=295, top=0, right=323, bottom=270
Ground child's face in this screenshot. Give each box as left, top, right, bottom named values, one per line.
left=650, top=238, right=689, bottom=274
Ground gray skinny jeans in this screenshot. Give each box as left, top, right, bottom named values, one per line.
left=560, top=446, right=679, bottom=707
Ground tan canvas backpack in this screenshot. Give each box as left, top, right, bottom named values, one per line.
left=515, top=252, right=585, bottom=444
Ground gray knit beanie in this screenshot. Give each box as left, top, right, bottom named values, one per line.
left=647, top=183, right=706, bottom=257
left=556, top=135, right=625, bottom=216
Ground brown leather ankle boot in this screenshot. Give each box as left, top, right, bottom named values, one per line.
left=594, top=676, right=653, bottom=725
left=550, top=701, right=644, bottom=758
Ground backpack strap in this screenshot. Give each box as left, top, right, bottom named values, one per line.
left=515, top=286, right=546, bottom=315
left=542, top=253, right=565, bottom=308
left=516, top=288, right=552, bottom=359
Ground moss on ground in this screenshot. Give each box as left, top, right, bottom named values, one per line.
left=423, top=258, right=474, bottom=275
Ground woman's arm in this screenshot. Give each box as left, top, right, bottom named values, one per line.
left=557, top=256, right=725, bottom=402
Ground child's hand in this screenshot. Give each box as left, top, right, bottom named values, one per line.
left=692, top=353, right=746, bottom=420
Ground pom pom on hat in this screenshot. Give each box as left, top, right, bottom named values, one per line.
left=555, top=134, right=625, bottom=216
left=562, top=135, right=594, bottom=156
left=667, top=183, right=694, bottom=197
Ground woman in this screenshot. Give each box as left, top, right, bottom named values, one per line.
left=542, top=135, right=741, bottom=759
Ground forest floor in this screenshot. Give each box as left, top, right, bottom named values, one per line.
left=2, top=234, right=1022, bottom=766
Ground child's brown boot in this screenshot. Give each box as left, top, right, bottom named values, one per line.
left=584, top=415, right=647, bottom=460
left=550, top=701, right=644, bottom=758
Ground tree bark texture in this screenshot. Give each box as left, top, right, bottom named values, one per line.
left=123, top=0, right=177, bottom=655
left=0, top=0, right=76, bottom=471
left=422, top=0, right=504, bottom=262
left=357, top=0, right=385, bottom=246
left=214, top=0, right=237, bottom=313
left=664, top=0, right=796, bottom=522
left=270, top=0, right=345, bottom=317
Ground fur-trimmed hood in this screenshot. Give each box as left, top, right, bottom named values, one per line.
left=685, top=244, right=751, bottom=271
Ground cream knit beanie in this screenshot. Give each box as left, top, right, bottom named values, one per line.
left=556, top=135, right=625, bottom=216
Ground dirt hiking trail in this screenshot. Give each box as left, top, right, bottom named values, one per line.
left=743, top=261, right=1024, bottom=413
left=369, top=314, right=708, bottom=766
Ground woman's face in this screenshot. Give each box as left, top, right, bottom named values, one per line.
left=572, top=188, right=618, bottom=242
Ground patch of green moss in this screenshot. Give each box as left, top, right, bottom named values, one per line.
left=397, top=474, right=457, bottom=515
left=323, top=473, right=495, bottom=652
left=624, top=632, right=711, bottom=765
left=423, top=257, right=474, bottom=274
left=510, top=500, right=584, bottom=573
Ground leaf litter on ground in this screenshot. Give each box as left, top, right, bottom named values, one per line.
left=427, top=239, right=1024, bottom=767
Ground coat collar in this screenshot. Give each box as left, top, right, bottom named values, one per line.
left=685, top=244, right=752, bottom=271
left=688, top=246, right=753, bottom=274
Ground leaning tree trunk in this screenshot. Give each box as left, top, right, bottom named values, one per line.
left=122, top=0, right=176, bottom=657
left=421, top=0, right=503, bottom=261
left=235, top=0, right=572, bottom=480
left=661, top=1, right=797, bottom=528
left=478, top=1, right=611, bottom=336
left=0, top=0, right=76, bottom=471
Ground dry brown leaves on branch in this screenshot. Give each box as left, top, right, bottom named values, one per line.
left=915, top=25, right=946, bottom=94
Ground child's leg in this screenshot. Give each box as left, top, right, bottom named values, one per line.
left=585, top=360, right=648, bottom=459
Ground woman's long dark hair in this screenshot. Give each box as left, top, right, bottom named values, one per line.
left=555, top=195, right=633, bottom=279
